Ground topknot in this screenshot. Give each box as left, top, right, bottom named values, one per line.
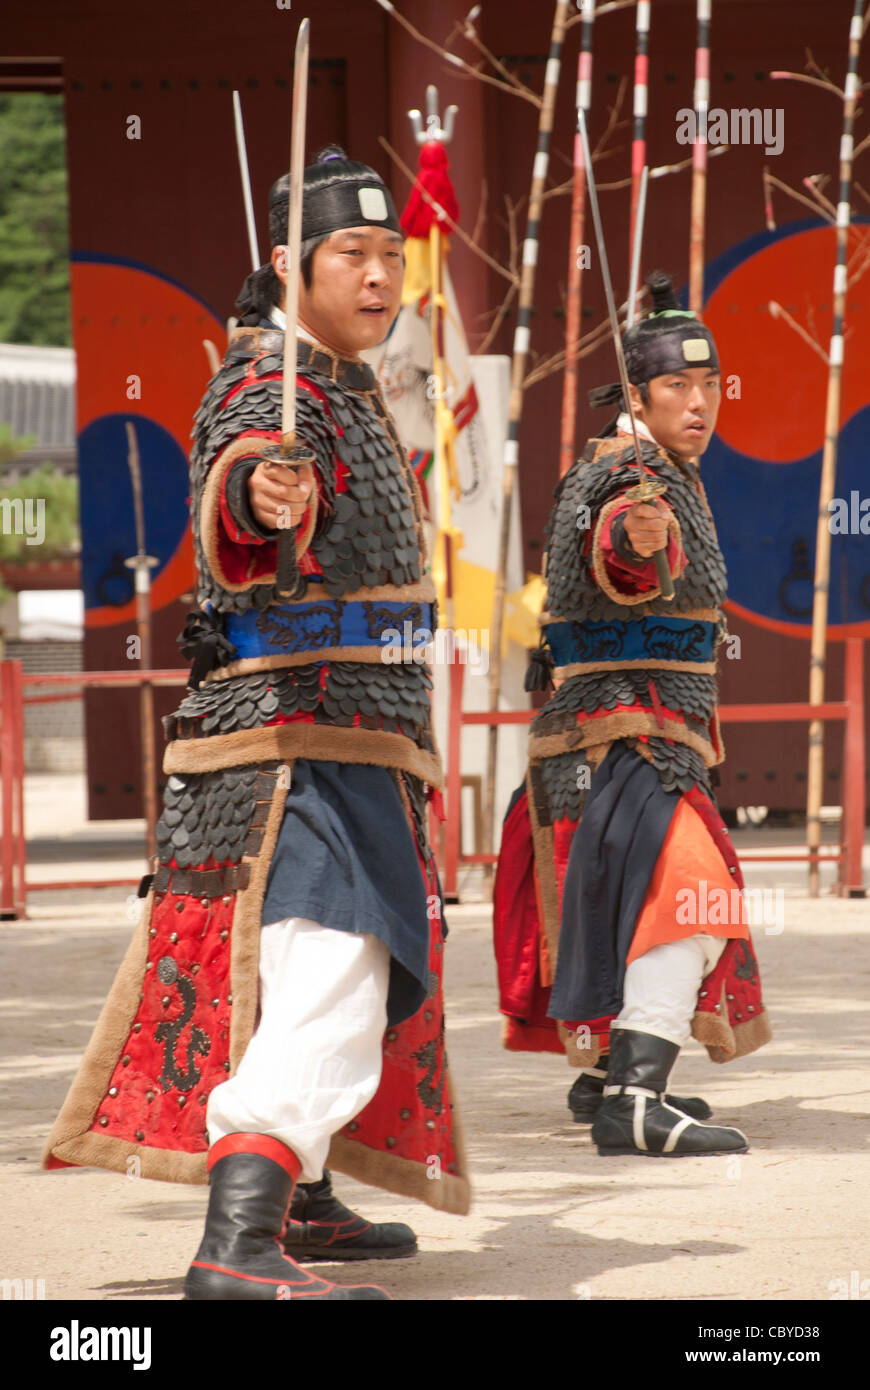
left=647, top=271, right=679, bottom=315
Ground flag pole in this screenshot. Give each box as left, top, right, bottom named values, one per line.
left=806, top=0, right=864, bottom=896
left=559, top=0, right=596, bottom=480
left=688, top=0, right=711, bottom=312
left=484, top=0, right=572, bottom=882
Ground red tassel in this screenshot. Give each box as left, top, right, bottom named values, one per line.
left=400, top=142, right=460, bottom=238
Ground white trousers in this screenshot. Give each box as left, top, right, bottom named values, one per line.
left=206, top=917, right=390, bottom=1182
left=615, top=933, right=726, bottom=1048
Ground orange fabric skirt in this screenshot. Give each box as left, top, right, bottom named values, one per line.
left=627, top=796, right=750, bottom=966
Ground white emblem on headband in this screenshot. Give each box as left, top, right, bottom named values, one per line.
left=358, top=187, right=389, bottom=221
left=682, top=338, right=711, bottom=362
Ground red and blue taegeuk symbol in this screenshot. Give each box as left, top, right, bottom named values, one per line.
left=72, top=254, right=225, bottom=628
left=700, top=219, right=870, bottom=639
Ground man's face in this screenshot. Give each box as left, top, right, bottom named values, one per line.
left=628, top=366, right=722, bottom=461
left=275, top=225, right=404, bottom=356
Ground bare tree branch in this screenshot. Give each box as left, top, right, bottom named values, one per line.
left=770, top=70, right=845, bottom=99
left=765, top=171, right=836, bottom=223
left=768, top=301, right=829, bottom=364
left=447, top=12, right=540, bottom=104
left=565, top=0, right=638, bottom=27
left=802, top=174, right=838, bottom=219
left=373, top=0, right=541, bottom=107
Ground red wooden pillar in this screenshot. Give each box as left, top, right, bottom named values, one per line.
left=444, top=656, right=464, bottom=900
left=0, top=660, right=26, bottom=919
left=840, top=636, right=866, bottom=897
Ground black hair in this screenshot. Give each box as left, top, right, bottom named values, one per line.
left=235, top=145, right=395, bottom=321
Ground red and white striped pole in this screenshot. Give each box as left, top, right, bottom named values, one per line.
left=559, top=0, right=596, bottom=479
left=629, top=0, right=650, bottom=275
left=689, top=0, right=711, bottom=313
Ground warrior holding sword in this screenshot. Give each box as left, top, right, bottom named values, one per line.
left=46, top=22, right=469, bottom=1301
left=493, top=108, right=771, bottom=1158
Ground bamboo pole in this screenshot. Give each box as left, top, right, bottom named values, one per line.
left=483, top=0, right=572, bottom=881
left=558, top=0, right=596, bottom=481
left=688, top=0, right=711, bottom=313
left=124, top=422, right=157, bottom=863
left=629, top=0, right=650, bottom=272
left=806, top=0, right=864, bottom=896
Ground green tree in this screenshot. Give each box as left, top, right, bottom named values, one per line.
left=0, top=93, right=70, bottom=346
left=0, top=424, right=78, bottom=600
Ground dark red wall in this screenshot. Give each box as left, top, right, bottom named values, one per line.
left=5, top=0, right=867, bottom=815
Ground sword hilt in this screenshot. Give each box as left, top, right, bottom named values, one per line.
left=624, top=475, right=675, bottom=601
left=260, top=441, right=316, bottom=599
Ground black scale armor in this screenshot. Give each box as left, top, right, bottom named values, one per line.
left=155, top=333, right=438, bottom=880
left=189, top=332, right=425, bottom=611
left=530, top=436, right=726, bottom=820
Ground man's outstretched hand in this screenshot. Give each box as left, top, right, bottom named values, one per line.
left=623, top=496, right=673, bottom=558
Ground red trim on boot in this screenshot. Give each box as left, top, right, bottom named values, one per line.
left=208, top=1133, right=302, bottom=1180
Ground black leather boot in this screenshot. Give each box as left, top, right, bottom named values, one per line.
left=283, top=1169, right=417, bottom=1261
left=591, top=1028, right=748, bottom=1157
left=183, top=1135, right=390, bottom=1300
left=568, top=1056, right=713, bottom=1124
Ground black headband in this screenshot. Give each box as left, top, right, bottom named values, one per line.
left=623, top=316, right=719, bottom=383
left=301, top=180, right=402, bottom=242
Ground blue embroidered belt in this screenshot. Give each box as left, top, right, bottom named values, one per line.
left=545, top=616, right=716, bottom=667
left=225, top=598, right=435, bottom=660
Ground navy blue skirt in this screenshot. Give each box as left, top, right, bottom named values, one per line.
left=262, top=759, right=432, bottom=1025
left=547, top=744, right=679, bottom=1022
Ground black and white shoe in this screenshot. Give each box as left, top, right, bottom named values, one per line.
left=568, top=1060, right=713, bottom=1124
left=591, top=1028, right=748, bottom=1158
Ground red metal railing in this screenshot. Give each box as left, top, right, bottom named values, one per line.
left=0, top=663, right=188, bottom=918
left=2, top=646, right=866, bottom=915
left=444, top=637, right=867, bottom=900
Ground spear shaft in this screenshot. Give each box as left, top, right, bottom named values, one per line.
left=629, top=0, right=650, bottom=273
left=484, top=0, right=571, bottom=879
left=559, top=0, right=595, bottom=480
left=806, top=0, right=864, bottom=896
left=689, top=0, right=711, bottom=313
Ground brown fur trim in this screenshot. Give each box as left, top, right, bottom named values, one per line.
left=200, top=436, right=318, bottom=593
left=549, top=605, right=721, bottom=626
left=328, top=1074, right=470, bottom=1216
left=590, top=493, right=684, bottom=606
left=229, top=326, right=284, bottom=356
left=47, top=1131, right=207, bottom=1185
left=43, top=894, right=162, bottom=1174
left=205, top=648, right=427, bottom=682
left=693, top=1000, right=772, bottom=1064
left=328, top=1140, right=469, bottom=1216
left=555, top=658, right=717, bottom=679
left=164, top=723, right=443, bottom=788
left=529, top=711, right=719, bottom=767
left=525, top=770, right=561, bottom=964
left=229, top=767, right=291, bottom=1073
left=323, top=576, right=436, bottom=606
left=559, top=1022, right=601, bottom=1069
